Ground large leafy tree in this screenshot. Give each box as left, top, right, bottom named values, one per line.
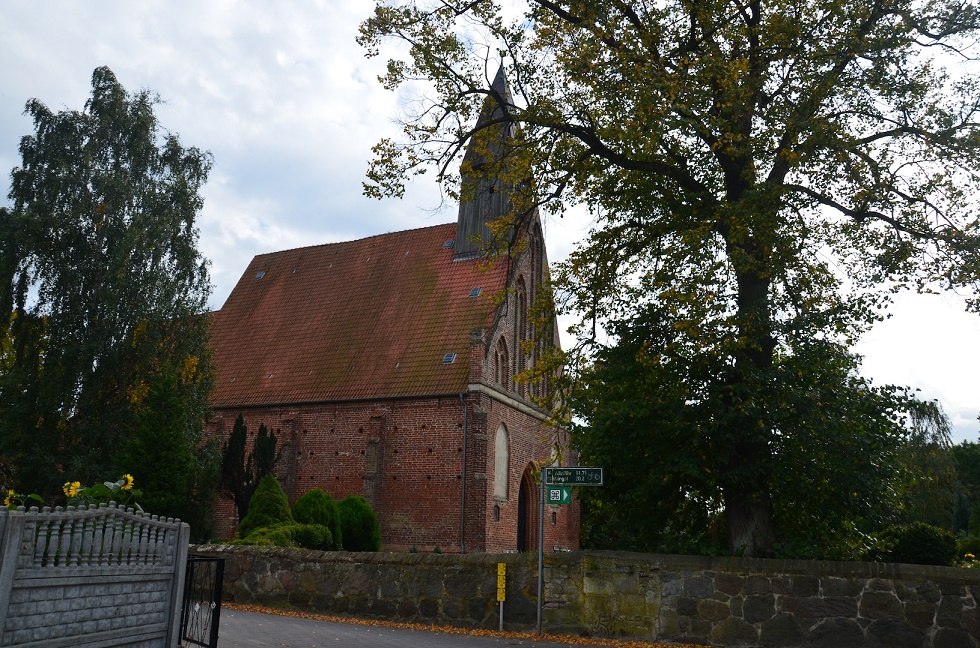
left=0, top=67, right=215, bottom=510
left=573, top=306, right=923, bottom=558
left=360, top=1, right=980, bottom=554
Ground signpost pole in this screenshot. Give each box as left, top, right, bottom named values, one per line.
left=537, top=466, right=602, bottom=636
left=536, top=470, right=545, bottom=634
left=497, top=562, right=506, bottom=631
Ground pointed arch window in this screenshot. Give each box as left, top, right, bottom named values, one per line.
left=515, top=276, right=529, bottom=397
left=494, top=423, right=509, bottom=499
left=495, top=336, right=511, bottom=391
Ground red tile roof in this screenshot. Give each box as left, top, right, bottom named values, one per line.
left=209, top=223, right=509, bottom=408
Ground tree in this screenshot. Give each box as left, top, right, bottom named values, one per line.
left=220, top=415, right=278, bottom=522
left=0, top=67, right=214, bottom=499
left=894, top=400, right=957, bottom=531
left=573, top=306, right=925, bottom=559
left=360, top=1, right=980, bottom=554
left=952, top=441, right=980, bottom=533
left=116, top=366, right=221, bottom=541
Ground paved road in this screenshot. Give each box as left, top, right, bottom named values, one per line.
left=213, top=607, right=615, bottom=648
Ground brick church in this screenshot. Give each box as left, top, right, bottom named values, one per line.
left=207, top=68, right=579, bottom=553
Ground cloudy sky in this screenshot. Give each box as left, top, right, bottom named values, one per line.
left=1, top=1, right=977, bottom=442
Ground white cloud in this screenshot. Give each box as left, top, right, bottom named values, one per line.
left=857, top=292, right=980, bottom=442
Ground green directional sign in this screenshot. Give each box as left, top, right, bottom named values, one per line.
left=546, top=486, right=571, bottom=506
left=545, top=467, right=603, bottom=486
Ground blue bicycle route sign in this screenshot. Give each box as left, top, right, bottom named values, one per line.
left=544, top=467, right=603, bottom=486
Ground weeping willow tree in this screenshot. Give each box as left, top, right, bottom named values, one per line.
left=360, top=1, right=980, bottom=555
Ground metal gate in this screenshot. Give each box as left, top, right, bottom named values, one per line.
left=179, top=555, right=225, bottom=648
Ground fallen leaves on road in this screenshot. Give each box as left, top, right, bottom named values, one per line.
left=224, top=602, right=712, bottom=648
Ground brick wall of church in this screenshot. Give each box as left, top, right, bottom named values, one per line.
left=476, top=390, right=580, bottom=553
left=208, top=390, right=578, bottom=553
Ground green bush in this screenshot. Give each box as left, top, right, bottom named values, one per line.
left=292, top=524, right=334, bottom=551
left=235, top=523, right=333, bottom=550
left=238, top=474, right=293, bottom=538
left=874, top=522, right=957, bottom=566
left=236, top=525, right=295, bottom=547
left=292, top=488, right=342, bottom=549
left=337, top=495, right=381, bottom=551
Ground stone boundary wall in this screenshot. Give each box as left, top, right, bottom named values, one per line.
left=191, top=545, right=980, bottom=647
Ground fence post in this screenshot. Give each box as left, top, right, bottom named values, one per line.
left=0, top=508, right=25, bottom=640
left=166, top=522, right=191, bottom=648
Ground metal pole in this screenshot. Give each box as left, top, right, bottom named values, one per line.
left=536, top=469, right=545, bottom=634
left=458, top=393, right=468, bottom=554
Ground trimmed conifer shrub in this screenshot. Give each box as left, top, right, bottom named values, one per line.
left=234, top=523, right=333, bottom=550
left=238, top=474, right=293, bottom=538
left=337, top=495, right=381, bottom=551
left=292, top=524, right=334, bottom=551
left=292, top=488, right=342, bottom=550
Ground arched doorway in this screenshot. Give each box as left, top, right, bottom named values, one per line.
left=516, top=465, right=537, bottom=552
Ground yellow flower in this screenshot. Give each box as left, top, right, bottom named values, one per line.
left=63, top=481, right=81, bottom=497
left=966, top=553, right=976, bottom=561
left=3, top=490, right=14, bottom=507
left=121, top=474, right=134, bottom=491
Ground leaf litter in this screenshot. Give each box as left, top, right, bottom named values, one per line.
left=225, top=602, right=713, bottom=648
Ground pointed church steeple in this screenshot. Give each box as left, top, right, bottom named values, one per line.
left=454, top=65, right=517, bottom=260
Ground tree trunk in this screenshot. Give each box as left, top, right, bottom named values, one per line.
left=722, top=232, right=778, bottom=555
left=724, top=470, right=776, bottom=555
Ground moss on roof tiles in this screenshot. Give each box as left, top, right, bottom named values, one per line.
left=209, top=223, right=508, bottom=407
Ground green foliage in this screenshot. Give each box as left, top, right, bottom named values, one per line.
left=238, top=474, right=293, bottom=539
left=361, top=0, right=980, bottom=555
left=952, top=442, right=980, bottom=535
left=872, top=522, right=957, bottom=566
left=221, top=416, right=248, bottom=518
left=234, top=482, right=337, bottom=552
left=894, top=401, right=956, bottom=531
left=337, top=495, right=381, bottom=552
left=236, top=523, right=334, bottom=551
left=574, top=305, right=924, bottom=559
left=221, top=416, right=278, bottom=522
left=291, top=524, right=334, bottom=551
left=0, top=66, right=213, bottom=502
left=229, top=526, right=284, bottom=547
left=117, top=370, right=220, bottom=541
left=292, top=488, right=342, bottom=550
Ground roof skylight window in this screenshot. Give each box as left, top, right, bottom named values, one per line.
left=255, top=271, right=266, bottom=280
left=443, top=239, right=455, bottom=248
left=469, top=287, right=482, bottom=298
left=442, top=352, right=457, bottom=364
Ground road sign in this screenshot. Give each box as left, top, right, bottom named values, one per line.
left=547, top=486, right=571, bottom=506
left=497, top=562, right=506, bottom=602
left=545, top=467, right=603, bottom=486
